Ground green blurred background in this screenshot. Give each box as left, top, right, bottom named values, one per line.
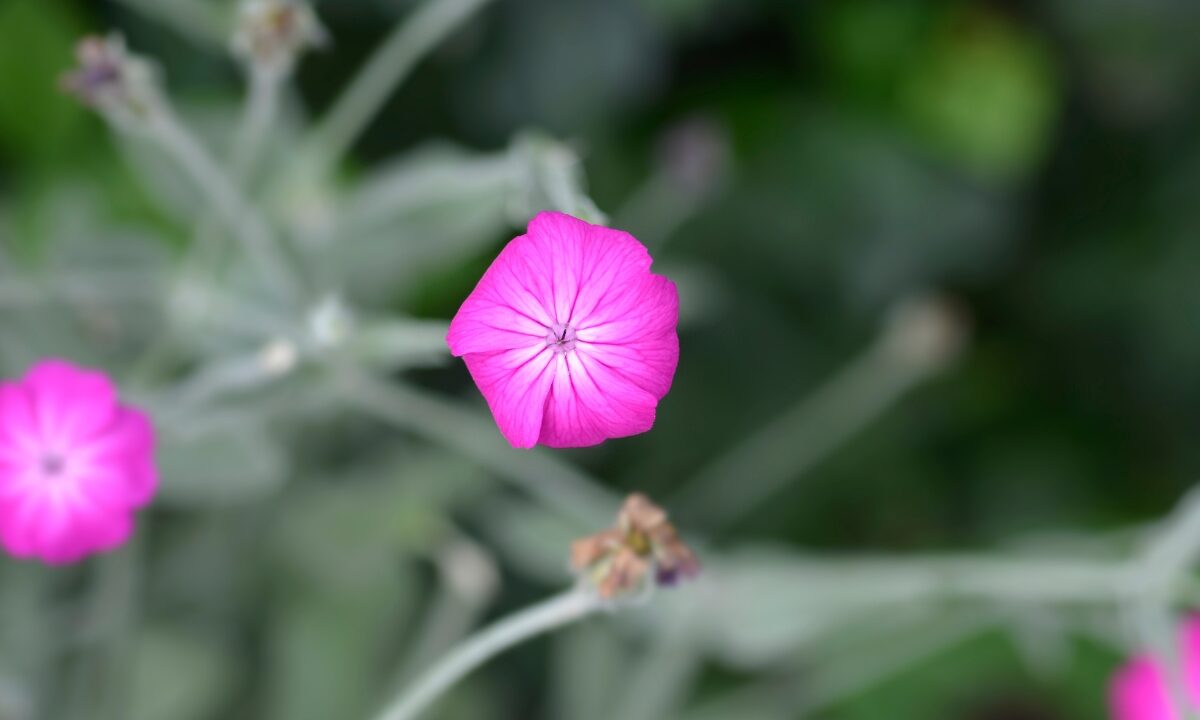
left=1, top=0, right=1200, bottom=718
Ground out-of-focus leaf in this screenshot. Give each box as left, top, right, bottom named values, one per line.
left=345, top=317, right=451, bottom=370
left=0, top=186, right=171, bottom=368
left=820, top=630, right=1032, bottom=720
left=313, top=144, right=515, bottom=305
left=262, top=453, right=486, bottom=720
left=684, top=698, right=786, bottom=720
left=114, top=99, right=277, bottom=252
left=813, top=2, right=1060, bottom=182
left=339, top=144, right=516, bottom=234
left=813, top=0, right=931, bottom=105
left=649, top=550, right=965, bottom=670
left=640, top=0, right=724, bottom=27
left=111, top=0, right=229, bottom=50
left=128, top=626, right=240, bottom=720
left=160, top=347, right=301, bottom=418
left=30, top=183, right=171, bottom=283
left=112, top=101, right=253, bottom=232
left=1055, top=636, right=1124, bottom=720
left=156, top=418, right=287, bottom=507
left=898, top=6, right=1060, bottom=181
left=457, top=0, right=665, bottom=136
left=316, top=136, right=610, bottom=306
left=272, top=450, right=486, bottom=581
left=652, top=556, right=869, bottom=669
left=0, top=306, right=105, bottom=373
left=1048, top=0, right=1200, bottom=125
left=263, top=581, right=415, bottom=720
left=552, top=621, right=635, bottom=720
left=658, top=261, right=726, bottom=328
left=0, top=562, right=55, bottom=715
left=116, top=136, right=206, bottom=229
left=0, top=674, right=33, bottom=720
left=510, top=133, right=608, bottom=225
left=0, top=0, right=85, bottom=168
left=147, top=513, right=267, bottom=620
left=716, top=105, right=1009, bottom=309
left=477, top=496, right=578, bottom=584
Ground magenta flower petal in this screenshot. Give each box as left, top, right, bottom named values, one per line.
left=0, top=360, right=156, bottom=564
left=1110, top=618, right=1200, bottom=720
left=448, top=212, right=680, bottom=449
left=23, top=360, right=119, bottom=442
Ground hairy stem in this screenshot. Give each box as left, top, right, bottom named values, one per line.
left=231, top=66, right=284, bottom=184
left=1128, top=486, right=1200, bottom=719
left=341, top=372, right=618, bottom=530
left=139, top=60, right=294, bottom=389
left=614, top=606, right=701, bottom=720
left=672, top=336, right=935, bottom=530
left=147, top=110, right=300, bottom=303
left=111, top=0, right=227, bottom=49
left=179, top=65, right=287, bottom=294
left=391, top=537, right=498, bottom=689
left=371, top=588, right=601, bottom=720
left=310, top=0, right=496, bottom=171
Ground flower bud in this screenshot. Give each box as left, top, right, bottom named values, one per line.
left=231, top=0, right=326, bottom=76
left=61, top=35, right=165, bottom=132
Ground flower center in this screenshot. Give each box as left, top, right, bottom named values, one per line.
left=546, top=322, right=577, bottom=354
left=40, top=452, right=66, bottom=476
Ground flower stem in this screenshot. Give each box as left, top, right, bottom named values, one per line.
left=111, top=0, right=227, bottom=49
left=391, top=537, right=498, bottom=689
left=614, top=606, right=701, bottom=720
left=371, top=587, right=601, bottom=720
left=673, top=296, right=963, bottom=532
left=177, top=63, right=287, bottom=305
left=147, top=109, right=301, bottom=303
left=140, top=60, right=292, bottom=389
left=310, top=0, right=496, bottom=171
left=231, top=66, right=284, bottom=184
left=671, top=336, right=930, bottom=530
left=1127, top=485, right=1200, bottom=719
left=341, top=371, right=618, bottom=530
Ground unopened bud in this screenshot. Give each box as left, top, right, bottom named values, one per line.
left=61, top=35, right=164, bottom=131
left=232, top=0, right=326, bottom=75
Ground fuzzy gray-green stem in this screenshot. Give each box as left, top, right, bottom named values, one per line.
left=372, top=587, right=601, bottom=720
left=309, top=0, right=497, bottom=172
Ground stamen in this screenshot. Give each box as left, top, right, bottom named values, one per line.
left=40, top=453, right=66, bottom=476
left=547, top=323, right=577, bottom=354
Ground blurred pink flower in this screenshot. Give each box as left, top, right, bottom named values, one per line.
left=448, top=212, right=679, bottom=448
left=0, top=360, right=156, bottom=564
left=1111, top=618, right=1200, bottom=720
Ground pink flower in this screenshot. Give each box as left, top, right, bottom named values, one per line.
left=447, top=212, right=679, bottom=448
left=1110, top=618, right=1200, bottom=720
left=0, top=360, right=156, bottom=564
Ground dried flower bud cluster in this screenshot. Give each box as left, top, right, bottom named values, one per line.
left=231, top=0, right=326, bottom=75
left=571, top=493, right=699, bottom=600
left=61, top=35, right=164, bottom=131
